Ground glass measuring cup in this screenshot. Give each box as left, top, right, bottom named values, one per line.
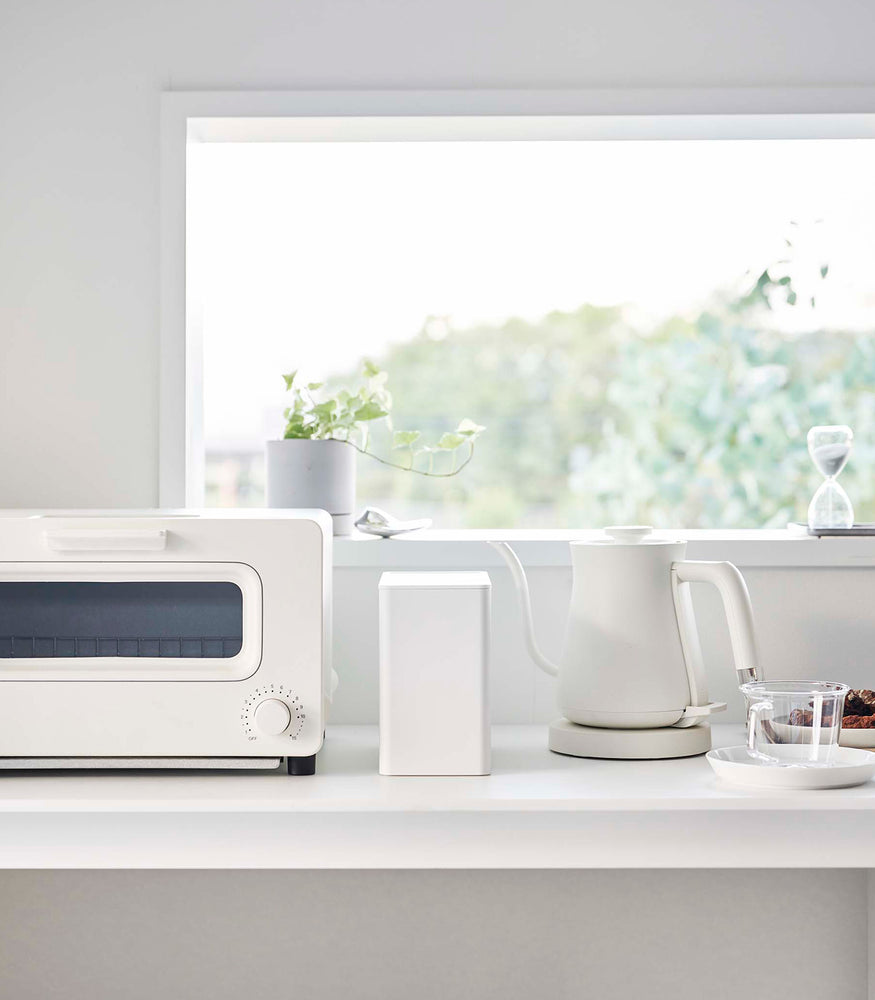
left=740, top=681, right=849, bottom=766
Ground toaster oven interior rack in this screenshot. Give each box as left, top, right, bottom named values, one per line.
left=0, top=635, right=243, bottom=658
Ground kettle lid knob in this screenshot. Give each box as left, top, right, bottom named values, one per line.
left=604, top=525, right=653, bottom=544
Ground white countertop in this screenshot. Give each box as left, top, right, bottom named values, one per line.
left=1, top=724, right=874, bottom=868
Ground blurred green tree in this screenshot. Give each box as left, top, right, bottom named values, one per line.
left=341, top=269, right=875, bottom=528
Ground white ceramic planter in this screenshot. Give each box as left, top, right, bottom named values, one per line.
left=266, top=438, right=356, bottom=535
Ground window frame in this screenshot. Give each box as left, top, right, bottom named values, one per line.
left=160, top=87, right=875, bottom=514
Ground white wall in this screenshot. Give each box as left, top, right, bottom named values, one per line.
left=2, top=0, right=875, bottom=508
left=334, top=559, right=875, bottom=725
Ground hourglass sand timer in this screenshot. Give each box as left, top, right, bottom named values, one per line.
left=808, top=425, right=854, bottom=530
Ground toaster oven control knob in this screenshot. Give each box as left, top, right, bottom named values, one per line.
left=253, top=698, right=292, bottom=736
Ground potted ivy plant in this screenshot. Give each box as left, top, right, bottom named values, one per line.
left=266, top=361, right=484, bottom=534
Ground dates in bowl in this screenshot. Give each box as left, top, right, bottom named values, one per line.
left=840, top=689, right=875, bottom=729
left=787, top=689, right=875, bottom=749
left=789, top=689, right=875, bottom=729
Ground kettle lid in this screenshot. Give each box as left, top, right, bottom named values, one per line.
left=603, top=525, right=653, bottom=544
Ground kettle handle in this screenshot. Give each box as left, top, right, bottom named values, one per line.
left=671, top=560, right=760, bottom=688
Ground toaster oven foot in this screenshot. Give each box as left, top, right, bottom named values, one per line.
left=287, top=753, right=316, bottom=776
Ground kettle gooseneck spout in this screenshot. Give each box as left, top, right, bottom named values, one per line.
left=490, top=541, right=560, bottom=677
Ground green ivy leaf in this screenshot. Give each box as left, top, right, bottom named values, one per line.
left=312, top=400, right=337, bottom=419
left=282, top=371, right=297, bottom=391
left=362, top=359, right=381, bottom=378
left=820, top=265, right=829, bottom=279
left=438, top=432, right=466, bottom=450
left=307, top=382, right=324, bottom=391
left=393, top=430, right=421, bottom=449
left=283, top=418, right=314, bottom=439
left=353, top=401, right=388, bottom=422
left=456, top=418, right=485, bottom=438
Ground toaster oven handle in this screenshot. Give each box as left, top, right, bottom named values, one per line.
left=44, top=529, right=168, bottom=552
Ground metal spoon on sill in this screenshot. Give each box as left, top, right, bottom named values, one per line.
left=353, top=506, right=432, bottom=538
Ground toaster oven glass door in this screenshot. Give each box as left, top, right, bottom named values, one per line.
left=0, top=563, right=262, bottom=681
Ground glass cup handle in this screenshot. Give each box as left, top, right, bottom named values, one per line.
left=747, top=700, right=774, bottom=753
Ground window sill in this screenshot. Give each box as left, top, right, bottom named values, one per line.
left=334, top=528, right=875, bottom=569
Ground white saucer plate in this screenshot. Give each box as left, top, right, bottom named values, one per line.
left=707, top=744, right=875, bottom=790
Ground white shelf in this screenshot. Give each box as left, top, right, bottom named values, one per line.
left=0, top=725, right=873, bottom=869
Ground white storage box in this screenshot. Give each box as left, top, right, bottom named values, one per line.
left=379, top=572, right=491, bottom=776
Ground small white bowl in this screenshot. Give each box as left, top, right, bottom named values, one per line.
left=839, top=727, right=875, bottom=749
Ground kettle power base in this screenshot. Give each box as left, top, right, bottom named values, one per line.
left=548, top=719, right=712, bottom=760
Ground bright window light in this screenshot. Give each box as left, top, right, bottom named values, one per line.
left=188, top=137, right=875, bottom=527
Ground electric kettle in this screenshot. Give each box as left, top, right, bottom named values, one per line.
left=492, top=526, right=761, bottom=759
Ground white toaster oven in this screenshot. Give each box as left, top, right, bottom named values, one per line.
left=0, top=511, right=331, bottom=774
